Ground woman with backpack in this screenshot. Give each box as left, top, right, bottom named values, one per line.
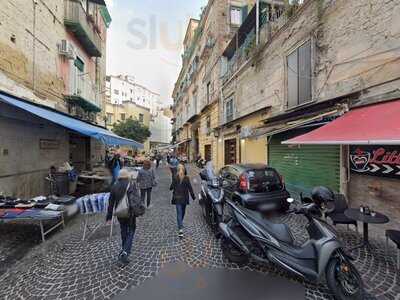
left=106, top=169, right=143, bottom=264
left=170, top=164, right=196, bottom=237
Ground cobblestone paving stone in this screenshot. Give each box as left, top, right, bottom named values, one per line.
left=0, top=165, right=399, bottom=300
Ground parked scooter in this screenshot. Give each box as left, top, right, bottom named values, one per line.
left=199, top=163, right=224, bottom=236
left=219, top=186, right=363, bottom=300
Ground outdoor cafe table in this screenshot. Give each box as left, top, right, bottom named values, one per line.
left=345, top=208, right=389, bottom=250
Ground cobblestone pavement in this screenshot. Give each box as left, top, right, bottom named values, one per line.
left=0, top=164, right=399, bottom=300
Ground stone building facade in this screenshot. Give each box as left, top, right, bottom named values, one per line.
left=172, top=0, right=251, bottom=166
left=0, top=0, right=111, bottom=197
left=173, top=0, right=400, bottom=230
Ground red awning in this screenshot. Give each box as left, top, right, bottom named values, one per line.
left=283, top=100, right=400, bottom=145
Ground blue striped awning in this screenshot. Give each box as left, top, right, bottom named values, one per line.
left=0, top=92, right=143, bottom=148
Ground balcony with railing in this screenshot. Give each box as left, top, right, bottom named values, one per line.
left=64, top=0, right=102, bottom=57
left=221, top=1, right=286, bottom=84
left=65, top=76, right=102, bottom=114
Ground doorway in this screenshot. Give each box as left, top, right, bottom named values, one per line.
left=204, top=144, right=212, bottom=162
left=224, top=138, right=237, bottom=165
left=69, top=134, right=90, bottom=171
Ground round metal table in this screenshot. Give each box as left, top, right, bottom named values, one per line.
left=345, top=208, right=389, bottom=250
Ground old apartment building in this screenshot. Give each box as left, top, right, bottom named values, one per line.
left=0, top=0, right=115, bottom=197
left=172, top=0, right=252, bottom=163
left=173, top=0, right=400, bottom=229
left=105, top=75, right=171, bottom=152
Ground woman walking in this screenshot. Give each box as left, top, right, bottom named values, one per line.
left=106, top=169, right=139, bottom=264
left=170, top=164, right=195, bottom=237
left=137, top=160, right=156, bottom=208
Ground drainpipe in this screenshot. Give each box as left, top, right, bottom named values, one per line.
left=256, top=0, right=260, bottom=45
left=32, top=0, right=38, bottom=90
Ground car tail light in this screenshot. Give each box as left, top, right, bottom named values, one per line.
left=239, top=174, right=249, bottom=192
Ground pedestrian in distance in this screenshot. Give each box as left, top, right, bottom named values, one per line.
left=137, top=160, right=156, bottom=209
left=155, top=153, right=162, bottom=168
left=106, top=169, right=139, bottom=265
left=169, top=155, right=179, bottom=179
left=108, top=152, right=124, bottom=185
left=170, top=164, right=196, bottom=237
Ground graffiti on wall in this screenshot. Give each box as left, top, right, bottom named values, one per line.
left=350, top=146, right=400, bottom=179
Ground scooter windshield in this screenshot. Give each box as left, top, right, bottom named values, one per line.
left=205, top=161, right=217, bottom=180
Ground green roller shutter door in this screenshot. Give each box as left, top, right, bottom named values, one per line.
left=269, top=131, right=340, bottom=197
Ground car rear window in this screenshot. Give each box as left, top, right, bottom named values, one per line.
left=246, top=169, right=283, bottom=193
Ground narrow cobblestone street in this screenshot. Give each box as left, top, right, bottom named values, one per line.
left=0, top=165, right=399, bottom=300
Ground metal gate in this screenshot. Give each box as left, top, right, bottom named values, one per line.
left=268, top=131, right=340, bottom=197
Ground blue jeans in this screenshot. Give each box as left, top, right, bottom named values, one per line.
left=119, top=220, right=135, bottom=256
left=176, top=204, right=187, bottom=230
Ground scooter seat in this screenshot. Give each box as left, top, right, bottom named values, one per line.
left=241, top=207, right=294, bottom=245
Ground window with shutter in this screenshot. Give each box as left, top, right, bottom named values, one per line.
left=287, top=40, right=312, bottom=108
left=287, top=50, right=298, bottom=108
left=298, top=40, right=312, bottom=105
left=225, top=98, right=234, bottom=123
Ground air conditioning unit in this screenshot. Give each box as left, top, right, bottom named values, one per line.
left=58, top=40, right=75, bottom=59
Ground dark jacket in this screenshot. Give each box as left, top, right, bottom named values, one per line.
left=137, top=168, right=156, bottom=189
left=170, top=175, right=195, bottom=205
left=106, top=178, right=139, bottom=227
left=108, top=156, right=124, bottom=170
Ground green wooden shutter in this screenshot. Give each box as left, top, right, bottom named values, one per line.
left=242, top=5, right=248, bottom=21
left=268, top=131, right=340, bottom=198
left=74, top=58, right=84, bottom=72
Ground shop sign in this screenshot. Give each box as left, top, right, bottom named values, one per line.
left=40, top=139, right=60, bottom=150
left=350, top=146, right=400, bottom=179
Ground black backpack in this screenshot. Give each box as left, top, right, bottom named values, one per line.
left=128, top=183, right=146, bottom=217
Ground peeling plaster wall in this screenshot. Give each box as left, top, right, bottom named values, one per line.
left=222, top=0, right=400, bottom=118
left=0, top=0, right=67, bottom=110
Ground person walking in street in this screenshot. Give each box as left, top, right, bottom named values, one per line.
left=170, top=164, right=195, bottom=237
left=169, top=155, right=179, bottom=179
left=109, top=152, right=124, bottom=185
left=137, top=160, right=156, bottom=209
left=106, top=169, right=139, bottom=265
left=155, top=153, right=162, bottom=168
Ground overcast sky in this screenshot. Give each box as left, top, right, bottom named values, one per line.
left=105, top=0, right=207, bottom=106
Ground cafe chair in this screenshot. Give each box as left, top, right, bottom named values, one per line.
left=386, top=230, right=400, bottom=269
left=326, top=194, right=358, bottom=233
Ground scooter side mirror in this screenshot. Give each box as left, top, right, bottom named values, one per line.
left=287, top=198, right=294, bottom=204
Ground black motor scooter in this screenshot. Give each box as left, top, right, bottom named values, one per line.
left=219, top=187, right=363, bottom=300
left=199, top=170, right=224, bottom=236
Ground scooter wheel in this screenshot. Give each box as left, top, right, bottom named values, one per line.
left=326, top=258, right=363, bottom=300
left=221, top=238, right=249, bottom=265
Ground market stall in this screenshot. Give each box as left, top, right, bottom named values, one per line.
left=0, top=195, right=75, bottom=242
